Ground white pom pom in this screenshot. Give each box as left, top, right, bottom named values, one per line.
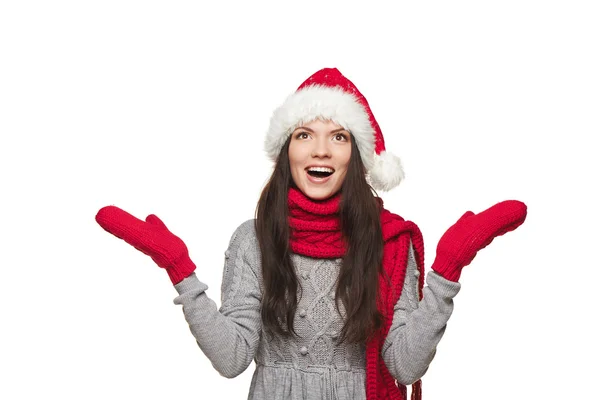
left=369, top=151, right=404, bottom=192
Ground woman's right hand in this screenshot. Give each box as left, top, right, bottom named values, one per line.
left=95, top=206, right=196, bottom=284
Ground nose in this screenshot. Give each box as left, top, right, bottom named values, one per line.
left=311, top=137, right=331, bottom=158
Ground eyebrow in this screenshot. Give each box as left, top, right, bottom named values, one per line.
left=294, top=126, right=349, bottom=134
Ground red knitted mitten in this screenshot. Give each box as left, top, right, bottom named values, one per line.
left=431, top=200, right=527, bottom=282
left=96, top=206, right=196, bottom=284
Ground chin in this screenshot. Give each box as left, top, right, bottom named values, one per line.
left=301, top=186, right=339, bottom=201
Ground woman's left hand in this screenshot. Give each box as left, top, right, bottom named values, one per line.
left=431, top=200, right=527, bottom=282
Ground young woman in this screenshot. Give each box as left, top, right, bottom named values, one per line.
left=96, top=68, right=527, bottom=400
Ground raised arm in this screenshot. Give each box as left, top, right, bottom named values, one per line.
left=383, top=200, right=527, bottom=384
left=382, top=245, right=460, bottom=385
left=96, top=207, right=263, bottom=378
left=173, top=220, right=262, bottom=378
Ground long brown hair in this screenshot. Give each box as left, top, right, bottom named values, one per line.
left=255, top=132, right=384, bottom=344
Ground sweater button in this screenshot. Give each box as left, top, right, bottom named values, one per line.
left=300, top=346, right=308, bottom=356
left=224, top=250, right=230, bottom=259
left=298, top=309, right=307, bottom=318
left=414, top=269, right=420, bottom=277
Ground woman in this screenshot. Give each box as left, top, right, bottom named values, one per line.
left=96, top=68, right=527, bottom=399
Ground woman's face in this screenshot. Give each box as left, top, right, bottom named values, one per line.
left=288, top=119, right=352, bottom=201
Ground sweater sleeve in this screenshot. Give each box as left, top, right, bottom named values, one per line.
left=173, top=219, right=262, bottom=379
left=382, top=243, right=461, bottom=385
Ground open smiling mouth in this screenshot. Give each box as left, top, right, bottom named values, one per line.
left=307, top=167, right=333, bottom=178
left=306, top=167, right=334, bottom=179
left=307, top=170, right=333, bottom=178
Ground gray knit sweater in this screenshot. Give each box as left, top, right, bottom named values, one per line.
left=174, top=219, right=461, bottom=400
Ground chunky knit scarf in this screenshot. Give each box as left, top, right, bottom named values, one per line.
left=288, top=187, right=425, bottom=400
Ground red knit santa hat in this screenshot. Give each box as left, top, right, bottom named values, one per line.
left=265, top=67, right=404, bottom=191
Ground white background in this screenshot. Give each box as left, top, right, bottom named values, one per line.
left=1, top=1, right=598, bottom=399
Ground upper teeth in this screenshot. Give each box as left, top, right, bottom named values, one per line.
left=308, top=167, right=334, bottom=173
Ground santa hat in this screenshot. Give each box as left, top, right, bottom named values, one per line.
left=264, top=67, right=404, bottom=191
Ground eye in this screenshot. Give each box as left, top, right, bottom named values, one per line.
left=296, top=132, right=310, bottom=139
left=334, top=133, right=348, bottom=141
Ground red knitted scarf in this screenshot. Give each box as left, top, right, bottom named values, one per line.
left=288, top=187, right=425, bottom=400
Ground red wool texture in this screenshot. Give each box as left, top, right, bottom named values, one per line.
left=288, top=187, right=425, bottom=400
left=430, top=202, right=527, bottom=282
left=95, top=206, right=196, bottom=285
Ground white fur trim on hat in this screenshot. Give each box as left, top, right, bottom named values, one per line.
left=265, top=85, right=375, bottom=172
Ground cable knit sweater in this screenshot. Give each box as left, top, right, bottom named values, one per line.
left=173, top=219, right=461, bottom=400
